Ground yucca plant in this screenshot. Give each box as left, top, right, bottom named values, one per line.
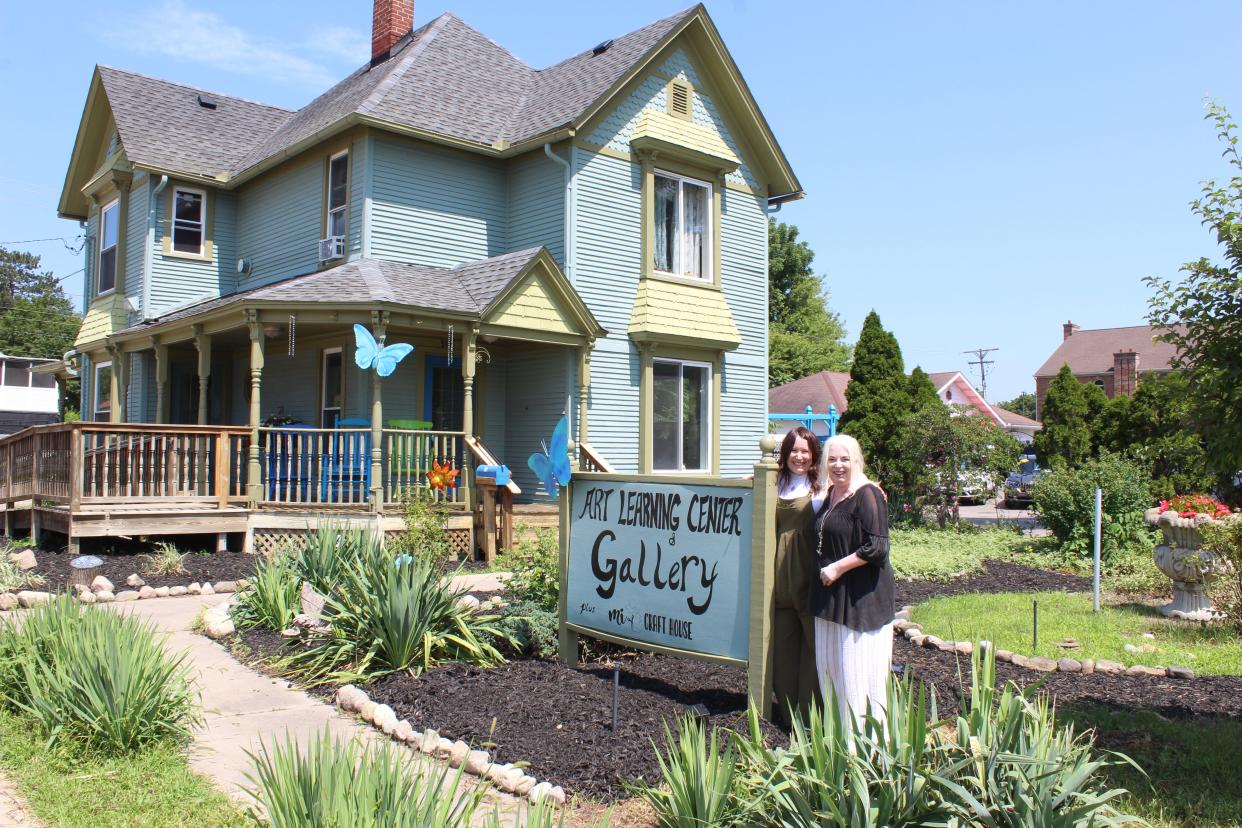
left=139, top=541, right=188, bottom=576
left=631, top=712, right=742, bottom=828
left=285, top=541, right=508, bottom=683
left=0, top=597, right=199, bottom=754
left=293, top=522, right=375, bottom=596
left=247, top=728, right=489, bottom=827
left=231, top=554, right=301, bottom=631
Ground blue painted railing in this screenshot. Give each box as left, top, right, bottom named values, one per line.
left=768, top=404, right=840, bottom=438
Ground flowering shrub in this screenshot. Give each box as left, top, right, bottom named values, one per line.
left=1159, top=493, right=1232, bottom=519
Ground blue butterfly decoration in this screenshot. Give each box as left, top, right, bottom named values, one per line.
left=527, top=415, right=572, bottom=499
left=353, top=324, right=414, bottom=377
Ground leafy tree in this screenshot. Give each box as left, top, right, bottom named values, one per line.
left=767, top=219, right=850, bottom=385
left=1031, top=453, right=1154, bottom=562
left=1034, top=365, right=1095, bottom=468
left=0, top=247, right=80, bottom=361
left=1145, top=101, right=1242, bottom=493
left=839, top=311, right=916, bottom=492
left=997, top=391, right=1037, bottom=420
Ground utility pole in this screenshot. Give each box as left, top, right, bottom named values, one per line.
left=963, top=347, right=998, bottom=400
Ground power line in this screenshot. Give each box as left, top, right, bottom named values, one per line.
left=0, top=237, right=84, bottom=253
left=963, top=347, right=998, bottom=401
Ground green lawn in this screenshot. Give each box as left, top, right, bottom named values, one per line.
left=911, top=591, right=1242, bottom=675
left=1062, top=704, right=1242, bottom=828
left=0, top=711, right=247, bottom=827
left=888, top=527, right=1029, bottom=580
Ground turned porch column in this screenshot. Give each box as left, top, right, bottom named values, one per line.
left=246, top=313, right=264, bottom=504
left=577, top=339, right=592, bottom=448
left=461, top=325, right=477, bottom=509
left=106, top=345, right=128, bottom=423
left=369, top=312, right=387, bottom=512
left=153, top=341, right=169, bottom=423
left=194, top=325, right=211, bottom=425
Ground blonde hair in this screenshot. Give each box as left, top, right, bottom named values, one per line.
left=821, top=433, right=873, bottom=490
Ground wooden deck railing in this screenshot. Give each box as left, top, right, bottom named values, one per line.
left=578, top=442, right=615, bottom=473
left=0, top=423, right=250, bottom=508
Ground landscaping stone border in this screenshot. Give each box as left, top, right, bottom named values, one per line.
left=894, top=606, right=1197, bottom=679
left=0, top=573, right=247, bottom=612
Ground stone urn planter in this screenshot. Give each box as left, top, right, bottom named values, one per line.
left=1145, top=506, right=1236, bottom=621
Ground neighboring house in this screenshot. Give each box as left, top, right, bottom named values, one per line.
left=768, top=369, right=1040, bottom=445
left=9, top=0, right=801, bottom=551
left=1034, top=321, right=1181, bottom=418
left=0, top=355, right=60, bottom=436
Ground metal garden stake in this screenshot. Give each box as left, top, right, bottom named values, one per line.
left=611, top=667, right=619, bottom=731
left=1033, top=599, right=1039, bottom=652
left=1093, top=487, right=1103, bottom=612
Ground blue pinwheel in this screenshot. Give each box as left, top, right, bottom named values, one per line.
left=353, top=324, right=414, bottom=377
left=527, top=415, right=572, bottom=499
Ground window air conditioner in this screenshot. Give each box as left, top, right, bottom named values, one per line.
left=318, top=236, right=345, bottom=262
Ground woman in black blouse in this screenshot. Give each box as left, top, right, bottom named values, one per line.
left=809, top=433, right=894, bottom=728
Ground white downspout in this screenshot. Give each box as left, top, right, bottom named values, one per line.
left=543, top=143, right=573, bottom=280
left=143, top=175, right=169, bottom=320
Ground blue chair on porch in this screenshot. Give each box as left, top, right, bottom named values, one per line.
left=321, top=418, right=372, bottom=503
left=266, top=424, right=314, bottom=501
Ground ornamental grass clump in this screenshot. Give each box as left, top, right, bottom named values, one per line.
left=0, top=554, right=44, bottom=592
left=286, top=540, right=507, bottom=683
left=231, top=553, right=301, bottom=631
left=0, top=597, right=198, bottom=755
left=139, top=541, right=188, bottom=576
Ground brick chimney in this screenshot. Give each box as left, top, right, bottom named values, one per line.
left=1113, top=349, right=1139, bottom=397
left=1063, top=320, right=1080, bottom=340
left=372, top=0, right=413, bottom=63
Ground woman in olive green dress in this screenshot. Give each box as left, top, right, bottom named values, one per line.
left=772, top=426, right=825, bottom=724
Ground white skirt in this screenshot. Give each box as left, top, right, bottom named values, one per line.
left=814, top=617, right=894, bottom=729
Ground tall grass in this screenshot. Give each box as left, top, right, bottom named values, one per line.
left=0, top=597, right=199, bottom=754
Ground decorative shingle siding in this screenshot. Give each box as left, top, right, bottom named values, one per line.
left=506, top=151, right=564, bottom=266
left=370, top=138, right=507, bottom=268
left=236, top=156, right=323, bottom=291
left=656, top=49, right=704, bottom=88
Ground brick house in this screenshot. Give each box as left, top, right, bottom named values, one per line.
left=1033, top=321, right=1181, bottom=418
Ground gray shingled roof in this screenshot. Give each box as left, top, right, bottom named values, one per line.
left=117, top=248, right=546, bottom=335
left=98, top=66, right=292, bottom=178
left=99, top=7, right=696, bottom=180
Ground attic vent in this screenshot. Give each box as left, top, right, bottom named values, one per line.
left=592, top=39, right=613, bottom=56
left=668, top=80, right=692, bottom=120
left=197, top=93, right=218, bottom=110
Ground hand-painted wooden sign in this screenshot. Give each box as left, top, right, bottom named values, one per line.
left=565, top=478, right=753, bottom=662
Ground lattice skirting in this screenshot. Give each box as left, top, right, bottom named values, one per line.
left=252, top=526, right=474, bottom=559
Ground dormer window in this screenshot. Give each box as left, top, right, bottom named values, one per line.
left=98, top=199, right=119, bottom=294
left=172, top=187, right=206, bottom=255
left=653, top=171, right=711, bottom=281
left=326, top=151, right=349, bottom=240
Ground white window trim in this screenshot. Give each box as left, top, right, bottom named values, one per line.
left=321, top=347, right=343, bottom=427
left=97, top=199, right=119, bottom=296
left=170, top=186, right=207, bottom=256
left=93, top=360, right=113, bottom=420
left=651, top=357, right=712, bottom=474
left=325, top=150, right=349, bottom=240
left=653, top=169, right=713, bottom=283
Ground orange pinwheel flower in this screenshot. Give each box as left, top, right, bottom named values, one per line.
left=425, top=460, right=460, bottom=491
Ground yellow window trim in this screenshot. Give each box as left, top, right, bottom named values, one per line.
left=160, top=183, right=216, bottom=262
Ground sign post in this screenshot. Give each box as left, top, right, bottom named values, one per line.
left=558, top=438, right=779, bottom=716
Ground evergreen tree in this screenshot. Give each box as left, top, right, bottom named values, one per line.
left=0, top=247, right=80, bottom=360
left=767, top=219, right=850, bottom=386
left=1033, top=365, right=1094, bottom=467
left=840, top=311, right=912, bottom=488
left=907, top=367, right=941, bottom=412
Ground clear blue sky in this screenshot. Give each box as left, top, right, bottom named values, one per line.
left=2, top=1, right=1239, bottom=403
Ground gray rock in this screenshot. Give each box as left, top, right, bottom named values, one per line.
left=393, top=721, right=415, bottom=742
left=358, top=701, right=377, bottom=722
left=1142, top=632, right=1156, bottom=640
left=1057, top=658, right=1082, bottom=673
left=91, top=575, right=114, bottom=593
left=435, top=737, right=455, bottom=760
left=8, top=550, right=37, bottom=571
left=936, top=639, right=957, bottom=653
left=909, top=633, right=926, bottom=647
left=995, top=649, right=1013, bottom=663
left=205, top=619, right=235, bottom=640
left=1095, top=659, right=1125, bottom=674
left=1125, top=664, right=1164, bottom=677
left=335, top=686, right=367, bottom=713
left=125, top=574, right=145, bottom=587
left=953, top=641, right=973, bottom=656
left=1027, top=656, right=1058, bottom=672
left=894, top=609, right=912, bottom=621
left=514, top=776, right=537, bottom=796
left=498, top=767, right=527, bottom=793
left=464, top=749, right=491, bottom=776
left=420, top=729, right=439, bottom=754
left=95, top=590, right=115, bottom=602
left=1167, top=666, right=1195, bottom=679
left=371, top=704, right=398, bottom=732
left=114, top=590, right=139, bottom=602
left=169, top=586, right=188, bottom=596
left=138, top=586, right=156, bottom=599
left=448, top=740, right=470, bottom=767
left=1080, top=658, right=1095, bottom=675
left=922, top=635, right=942, bottom=649
left=154, top=586, right=170, bottom=597
left=237, top=578, right=250, bottom=589
left=456, top=594, right=481, bottom=611
left=528, top=781, right=554, bottom=803
left=187, top=583, right=202, bottom=595
left=280, top=628, right=300, bottom=638
left=547, top=786, right=567, bottom=805
left=17, top=591, right=53, bottom=608
left=200, top=583, right=216, bottom=595
left=1010, top=653, right=1031, bottom=668
left=214, top=581, right=237, bottom=594
left=0, top=593, right=18, bottom=611
left=78, top=591, right=97, bottom=604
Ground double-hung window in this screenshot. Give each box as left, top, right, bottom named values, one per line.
left=93, top=361, right=113, bottom=421
left=652, top=358, right=710, bottom=472
left=326, top=151, right=349, bottom=240
left=98, top=199, right=119, bottom=294
left=653, top=171, right=711, bottom=280
left=172, top=187, right=206, bottom=254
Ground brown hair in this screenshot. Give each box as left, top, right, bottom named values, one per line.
left=778, top=426, right=822, bottom=493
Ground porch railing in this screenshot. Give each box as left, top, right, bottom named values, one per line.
left=0, top=423, right=250, bottom=507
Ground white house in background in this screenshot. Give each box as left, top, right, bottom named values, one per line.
left=0, top=355, right=61, bottom=436
left=768, top=369, right=1041, bottom=446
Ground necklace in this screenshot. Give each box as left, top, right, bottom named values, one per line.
left=815, top=485, right=850, bottom=561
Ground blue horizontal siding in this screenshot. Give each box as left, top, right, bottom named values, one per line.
left=506, top=150, right=564, bottom=265
left=236, top=156, right=323, bottom=291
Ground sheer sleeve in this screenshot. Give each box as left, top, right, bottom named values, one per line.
left=853, top=484, right=889, bottom=563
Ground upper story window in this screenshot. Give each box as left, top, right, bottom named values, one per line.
left=652, top=358, right=710, bottom=472
left=653, top=171, right=711, bottom=281
left=326, top=151, right=349, bottom=239
left=172, top=187, right=206, bottom=255
left=98, top=199, right=119, bottom=294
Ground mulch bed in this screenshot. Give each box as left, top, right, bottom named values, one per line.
left=223, top=558, right=1238, bottom=803
left=22, top=549, right=258, bottom=592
